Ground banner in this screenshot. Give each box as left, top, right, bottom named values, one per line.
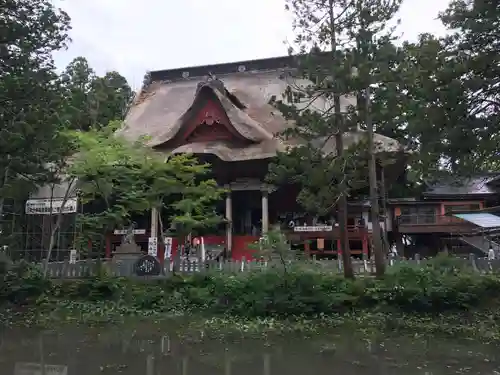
left=148, top=237, right=158, bottom=257
left=164, top=237, right=173, bottom=260
left=25, top=198, right=77, bottom=215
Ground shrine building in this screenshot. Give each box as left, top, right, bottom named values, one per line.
left=110, top=55, right=408, bottom=260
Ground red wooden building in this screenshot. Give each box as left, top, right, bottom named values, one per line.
left=389, top=174, right=500, bottom=257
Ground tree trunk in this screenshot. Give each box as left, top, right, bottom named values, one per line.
left=335, top=121, right=354, bottom=279
left=379, top=165, right=390, bottom=252
left=366, top=85, right=386, bottom=276
left=43, top=215, right=62, bottom=277
left=43, top=178, right=77, bottom=277
left=158, top=208, right=166, bottom=260
left=0, top=166, right=10, bottom=235
left=329, top=0, right=354, bottom=278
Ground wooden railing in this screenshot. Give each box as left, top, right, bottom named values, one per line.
left=398, top=214, right=467, bottom=226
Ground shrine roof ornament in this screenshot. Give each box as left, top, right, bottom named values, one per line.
left=116, top=55, right=408, bottom=162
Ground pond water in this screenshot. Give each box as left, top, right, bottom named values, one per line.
left=0, top=323, right=498, bottom=375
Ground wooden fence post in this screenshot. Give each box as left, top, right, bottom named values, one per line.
left=182, top=356, right=188, bottom=375
left=263, top=353, right=271, bottom=375
left=161, top=335, right=171, bottom=354
left=469, top=253, right=479, bottom=273
left=224, top=353, right=232, bottom=375
left=146, top=354, right=154, bottom=375
left=62, top=259, right=69, bottom=279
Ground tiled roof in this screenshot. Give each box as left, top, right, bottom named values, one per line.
left=423, top=174, right=500, bottom=197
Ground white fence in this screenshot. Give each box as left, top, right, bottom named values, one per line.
left=42, top=254, right=500, bottom=279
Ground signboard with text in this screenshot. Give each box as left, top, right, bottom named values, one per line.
left=148, top=237, right=158, bottom=257
left=25, top=198, right=77, bottom=215
left=14, top=362, right=68, bottom=375
left=164, top=237, right=173, bottom=259
left=293, top=225, right=333, bottom=232
left=113, top=229, right=146, bottom=235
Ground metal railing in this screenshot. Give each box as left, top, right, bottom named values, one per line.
left=398, top=214, right=467, bottom=226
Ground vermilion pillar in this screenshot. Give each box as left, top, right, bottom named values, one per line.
left=362, top=234, right=368, bottom=259
left=304, top=240, right=310, bottom=258
left=225, top=190, right=232, bottom=256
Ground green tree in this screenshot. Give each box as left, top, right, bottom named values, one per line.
left=370, top=0, right=499, bottom=183
left=252, top=229, right=296, bottom=284
left=61, top=57, right=133, bottom=131
left=371, top=35, right=478, bottom=181
left=60, top=57, right=97, bottom=131
left=91, top=71, right=133, bottom=126
left=68, top=124, right=223, bottom=256
left=345, top=0, right=404, bottom=276
left=270, top=0, right=403, bottom=277
left=439, top=0, right=499, bottom=171
left=271, top=0, right=361, bottom=279
left=0, top=0, right=72, bottom=229
left=0, top=1, right=134, bottom=257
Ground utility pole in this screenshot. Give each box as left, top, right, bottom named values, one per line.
left=328, top=0, right=354, bottom=278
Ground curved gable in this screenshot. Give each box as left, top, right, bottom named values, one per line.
left=180, top=85, right=249, bottom=143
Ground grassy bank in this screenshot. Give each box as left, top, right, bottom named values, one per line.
left=1, top=256, right=500, bottom=340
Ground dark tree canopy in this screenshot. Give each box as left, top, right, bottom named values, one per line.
left=0, top=0, right=72, bottom=197
left=372, top=0, right=500, bottom=187
left=0, top=1, right=134, bottom=201
left=60, top=57, right=133, bottom=131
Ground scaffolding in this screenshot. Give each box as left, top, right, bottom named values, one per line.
left=1, top=195, right=80, bottom=262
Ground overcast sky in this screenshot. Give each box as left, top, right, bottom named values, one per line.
left=52, top=0, right=451, bottom=90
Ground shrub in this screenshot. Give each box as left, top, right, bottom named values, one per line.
left=425, top=253, right=474, bottom=274
left=0, top=261, right=50, bottom=304
left=166, top=267, right=500, bottom=317
left=0, top=252, right=12, bottom=276
left=3, top=256, right=500, bottom=318
left=53, top=276, right=125, bottom=301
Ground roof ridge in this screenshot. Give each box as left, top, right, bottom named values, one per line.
left=148, top=56, right=297, bottom=84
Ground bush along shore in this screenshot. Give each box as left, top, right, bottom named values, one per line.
left=2, top=255, right=500, bottom=341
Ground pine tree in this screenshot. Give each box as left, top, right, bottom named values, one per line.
left=348, top=0, right=403, bottom=276
left=269, top=0, right=403, bottom=277
left=370, top=0, right=499, bottom=181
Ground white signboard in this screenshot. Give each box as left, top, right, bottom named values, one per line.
left=14, top=362, right=68, bottom=375
left=69, top=249, right=77, bottom=264
left=113, top=229, right=146, bottom=235
left=148, top=237, right=158, bottom=256
left=164, top=237, right=173, bottom=259
left=25, top=198, right=78, bottom=215
left=294, top=225, right=333, bottom=232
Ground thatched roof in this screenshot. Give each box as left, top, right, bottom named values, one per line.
left=117, top=59, right=406, bottom=162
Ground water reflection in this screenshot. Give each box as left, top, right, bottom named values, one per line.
left=0, top=324, right=498, bottom=375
